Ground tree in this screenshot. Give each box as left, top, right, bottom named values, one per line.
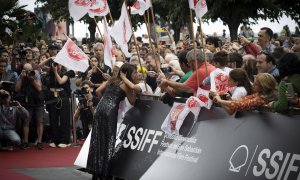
left=153, top=0, right=190, bottom=42
left=205, top=0, right=287, bottom=40
left=0, top=0, right=27, bottom=44
left=276, top=0, right=300, bottom=27
left=153, top=0, right=299, bottom=41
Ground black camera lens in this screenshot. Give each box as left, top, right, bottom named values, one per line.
left=80, top=87, right=88, bottom=94
left=160, top=67, right=171, bottom=74
left=26, top=70, right=35, bottom=77
left=52, top=62, right=58, bottom=67
left=0, top=93, right=9, bottom=99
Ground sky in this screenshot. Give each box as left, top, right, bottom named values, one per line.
left=19, top=0, right=298, bottom=40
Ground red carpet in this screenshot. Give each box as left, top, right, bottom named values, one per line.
left=0, top=144, right=82, bottom=179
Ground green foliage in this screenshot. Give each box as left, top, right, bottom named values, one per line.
left=0, top=0, right=27, bottom=44
left=35, top=0, right=300, bottom=41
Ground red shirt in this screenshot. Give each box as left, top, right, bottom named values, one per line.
left=184, top=63, right=215, bottom=93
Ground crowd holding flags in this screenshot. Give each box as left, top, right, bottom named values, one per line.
left=66, top=0, right=212, bottom=134
left=161, top=0, right=210, bottom=135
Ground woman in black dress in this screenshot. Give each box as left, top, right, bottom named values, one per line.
left=86, top=63, right=137, bottom=180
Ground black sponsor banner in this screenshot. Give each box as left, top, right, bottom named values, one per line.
left=111, top=100, right=300, bottom=180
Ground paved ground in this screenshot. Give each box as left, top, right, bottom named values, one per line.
left=14, top=166, right=91, bottom=180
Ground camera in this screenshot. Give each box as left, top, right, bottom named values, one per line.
left=160, top=66, right=171, bottom=74
left=0, top=81, right=15, bottom=92
left=80, top=87, right=89, bottom=94
left=26, top=70, right=35, bottom=77
left=9, top=101, right=18, bottom=106
left=74, top=87, right=89, bottom=108
left=0, top=92, right=10, bottom=99
left=52, top=62, right=58, bottom=67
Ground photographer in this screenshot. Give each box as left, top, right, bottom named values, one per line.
left=0, top=59, right=18, bottom=91
left=73, top=81, right=99, bottom=139
left=45, top=61, right=74, bottom=148
left=15, top=63, right=44, bottom=150
left=0, top=89, right=29, bottom=151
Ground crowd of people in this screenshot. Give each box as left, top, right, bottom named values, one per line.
left=1, top=22, right=300, bottom=179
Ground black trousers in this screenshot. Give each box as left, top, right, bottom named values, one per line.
left=47, top=90, right=71, bottom=144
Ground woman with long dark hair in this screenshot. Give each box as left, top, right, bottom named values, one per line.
left=228, top=68, right=254, bottom=100
left=86, top=63, right=137, bottom=180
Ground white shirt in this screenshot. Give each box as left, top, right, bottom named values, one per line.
left=231, top=86, right=247, bottom=100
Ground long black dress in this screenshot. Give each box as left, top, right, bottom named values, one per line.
left=86, top=84, right=126, bottom=177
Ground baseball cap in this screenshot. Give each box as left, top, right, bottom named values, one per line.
left=48, top=43, right=58, bottom=49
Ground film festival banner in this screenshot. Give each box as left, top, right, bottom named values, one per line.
left=110, top=100, right=300, bottom=180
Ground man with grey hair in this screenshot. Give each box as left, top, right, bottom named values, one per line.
left=159, top=49, right=215, bottom=94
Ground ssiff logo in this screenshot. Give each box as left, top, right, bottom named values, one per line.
left=229, top=145, right=249, bottom=172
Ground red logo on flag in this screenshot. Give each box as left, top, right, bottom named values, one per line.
left=194, top=0, right=198, bottom=7
left=215, top=73, right=230, bottom=94
left=123, top=20, right=127, bottom=44
left=187, top=97, right=199, bottom=108
left=198, top=94, right=209, bottom=106
left=200, top=0, right=207, bottom=8
left=89, top=0, right=107, bottom=14
left=74, top=0, right=91, bottom=7
left=170, top=104, right=185, bottom=130
left=66, top=40, right=86, bottom=61
left=133, top=2, right=141, bottom=9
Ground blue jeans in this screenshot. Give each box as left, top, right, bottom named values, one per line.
left=0, top=129, right=21, bottom=146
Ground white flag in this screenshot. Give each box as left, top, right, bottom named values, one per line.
left=188, top=0, right=197, bottom=10
left=110, top=2, right=132, bottom=58
left=161, top=103, right=190, bottom=135
left=186, top=96, right=201, bottom=116
left=195, top=0, right=208, bottom=19
left=131, top=0, right=148, bottom=15
left=144, top=0, right=152, bottom=9
left=54, top=38, right=89, bottom=72
left=88, top=0, right=110, bottom=17
left=196, top=87, right=213, bottom=109
left=210, top=67, right=232, bottom=95
left=103, top=17, right=115, bottom=69
left=69, top=0, right=90, bottom=21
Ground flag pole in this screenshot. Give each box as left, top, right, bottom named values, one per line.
left=149, top=0, right=161, bottom=73
left=124, top=0, right=148, bottom=92
left=189, top=9, right=200, bottom=88
left=143, top=10, right=160, bottom=73
left=143, top=13, right=155, bottom=53
left=109, top=12, right=114, bottom=24
left=93, top=17, right=104, bottom=40
left=198, top=17, right=208, bottom=76
left=147, top=10, right=160, bottom=72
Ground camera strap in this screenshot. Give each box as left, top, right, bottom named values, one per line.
left=44, top=97, right=69, bottom=105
